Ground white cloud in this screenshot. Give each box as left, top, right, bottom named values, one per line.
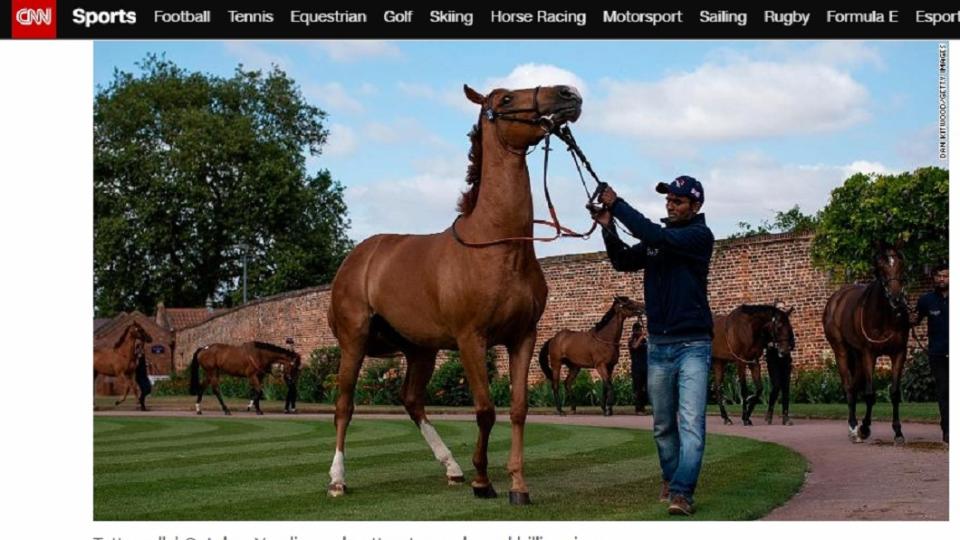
left=305, top=82, right=364, bottom=115
left=587, top=57, right=871, bottom=141
left=361, top=118, right=454, bottom=149
left=324, top=123, right=357, bottom=157
left=222, top=42, right=290, bottom=72
left=483, top=64, right=587, bottom=96
left=359, top=83, right=378, bottom=96
left=346, top=174, right=463, bottom=240
left=842, top=160, right=891, bottom=177
left=309, top=41, right=402, bottom=63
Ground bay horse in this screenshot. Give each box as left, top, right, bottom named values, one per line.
left=711, top=304, right=795, bottom=425
left=823, top=241, right=909, bottom=444
left=326, top=84, right=582, bottom=505
left=189, top=341, right=301, bottom=415
left=538, top=296, right=644, bottom=416
left=93, top=321, right=153, bottom=410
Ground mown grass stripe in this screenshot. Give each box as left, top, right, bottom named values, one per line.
left=94, top=418, right=805, bottom=521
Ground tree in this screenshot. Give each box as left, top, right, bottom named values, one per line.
left=811, top=167, right=948, bottom=283
left=729, top=205, right=820, bottom=239
left=95, top=55, right=353, bottom=317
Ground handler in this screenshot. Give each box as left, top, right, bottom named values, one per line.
left=591, top=175, right=714, bottom=516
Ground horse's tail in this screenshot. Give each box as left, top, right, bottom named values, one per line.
left=189, top=347, right=204, bottom=395
left=538, top=339, right=554, bottom=381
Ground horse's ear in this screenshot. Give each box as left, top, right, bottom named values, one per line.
left=463, top=84, right=485, bottom=105
left=786, top=307, right=795, bottom=316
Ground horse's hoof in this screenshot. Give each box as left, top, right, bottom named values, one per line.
left=603, top=409, right=613, bottom=417
left=894, top=435, right=906, bottom=446
left=782, top=416, right=794, bottom=426
left=743, top=419, right=753, bottom=426
left=224, top=410, right=232, bottom=416
left=114, top=401, right=121, bottom=406
left=472, top=484, right=498, bottom=499
left=447, top=475, right=465, bottom=486
left=327, top=483, right=347, bottom=497
left=723, top=418, right=734, bottom=426
left=256, top=410, right=264, bottom=416
left=764, top=414, right=773, bottom=425
left=509, top=491, right=532, bottom=505
left=196, top=411, right=203, bottom=415
left=858, top=425, right=871, bottom=440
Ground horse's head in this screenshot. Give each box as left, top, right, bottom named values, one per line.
left=873, top=239, right=907, bottom=309
left=767, top=306, right=796, bottom=356
left=464, top=84, right=582, bottom=149
left=114, top=321, right=153, bottom=349
left=613, top=296, right=645, bottom=318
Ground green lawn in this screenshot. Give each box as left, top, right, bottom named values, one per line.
left=94, top=417, right=805, bottom=521
left=99, top=395, right=942, bottom=423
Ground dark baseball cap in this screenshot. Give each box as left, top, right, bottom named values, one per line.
left=656, top=175, right=704, bottom=204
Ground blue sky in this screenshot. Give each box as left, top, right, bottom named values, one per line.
left=95, top=40, right=945, bottom=256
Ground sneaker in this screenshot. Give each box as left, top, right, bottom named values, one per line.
left=668, top=494, right=694, bottom=516
left=658, top=481, right=670, bottom=503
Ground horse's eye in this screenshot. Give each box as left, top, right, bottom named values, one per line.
left=502, top=95, right=512, bottom=105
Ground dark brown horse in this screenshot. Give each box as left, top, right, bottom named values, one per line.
left=326, top=84, right=582, bottom=505
left=538, top=296, right=644, bottom=416
left=189, top=341, right=301, bottom=415
left=823, top=241, right=909, bottom=443
left=712, top=304, right=795, bottom=425
left=93, top=321, right=154, bottom=410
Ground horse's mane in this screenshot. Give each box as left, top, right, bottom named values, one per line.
left=593, top=305, right=619, bottom=331
left=113, top=323, right=139, bottom=348
left=252, top=341, right=299, bottom=360
left=457, top=118, right=483, bottom=216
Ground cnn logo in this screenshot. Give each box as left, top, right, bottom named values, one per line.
left=16, top=8, right=52, bottom=26
left=12, top=0, right=57, bottom=38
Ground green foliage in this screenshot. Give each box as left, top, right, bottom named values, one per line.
left=298, top=347, right=341, bottom=403
left=355, top=359, right=403, bottom=405
left=729, top=205, right=820, bottom=239
left=94, top=54, right=353, bottom=316
left=791, top=359, right=845, bottom=404
left=151, top=371, right=190, bottom=396
left=903, top=351, right=937, bottom=402
left=811, top=167, right=948, bottom=283
left=427, top=350, right=498, bottom=406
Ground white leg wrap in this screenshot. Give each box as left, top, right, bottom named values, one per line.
left=195, top=403, right=200, bottom=413
left=420, top=422, right=463, bottom=477
left=329, top=449, right=345, bottom=485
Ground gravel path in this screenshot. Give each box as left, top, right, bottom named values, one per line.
left=97, top=409, right=948, bottom=520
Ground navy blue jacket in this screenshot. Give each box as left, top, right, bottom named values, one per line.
left=916, top=291, right=949, bottom=356
left=602, top=198, right=715, bottom=341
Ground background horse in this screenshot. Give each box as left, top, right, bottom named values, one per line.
left=93, top=321, right=153, bottom=410
left=539, top=296, right=644, bottom=416
left=189, top=341, right=301, bottom=415
left=823, top=241, right=909, bottom=443
left=712, top=304, right=795, bottom=425
left=326, top=84, right=582, bottom=505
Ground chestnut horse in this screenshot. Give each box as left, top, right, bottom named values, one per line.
left=326, top=84, right=582, bottom=505
left=823, top=241, right=909, bottom=443
left=538, top=296, right=644, bottom=416
left=93, top=321, right=154, bottom=410
left=711, top=304, right=795, bottom=426
left=189, top=341, right=301, bottom=415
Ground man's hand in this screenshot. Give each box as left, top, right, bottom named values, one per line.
left=587, top=204, right=612, bottom=226
left=599, top=186, right=618, bottom=207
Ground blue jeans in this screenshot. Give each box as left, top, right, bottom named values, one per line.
left=647, top=339, right=712, bottom=502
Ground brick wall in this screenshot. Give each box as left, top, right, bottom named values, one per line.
left=176, top=233, right=930, bottom=381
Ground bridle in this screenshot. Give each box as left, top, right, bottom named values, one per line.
left=858, top=259, right=909, bottom=344
left=451, top=89, right=605, bottom=248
